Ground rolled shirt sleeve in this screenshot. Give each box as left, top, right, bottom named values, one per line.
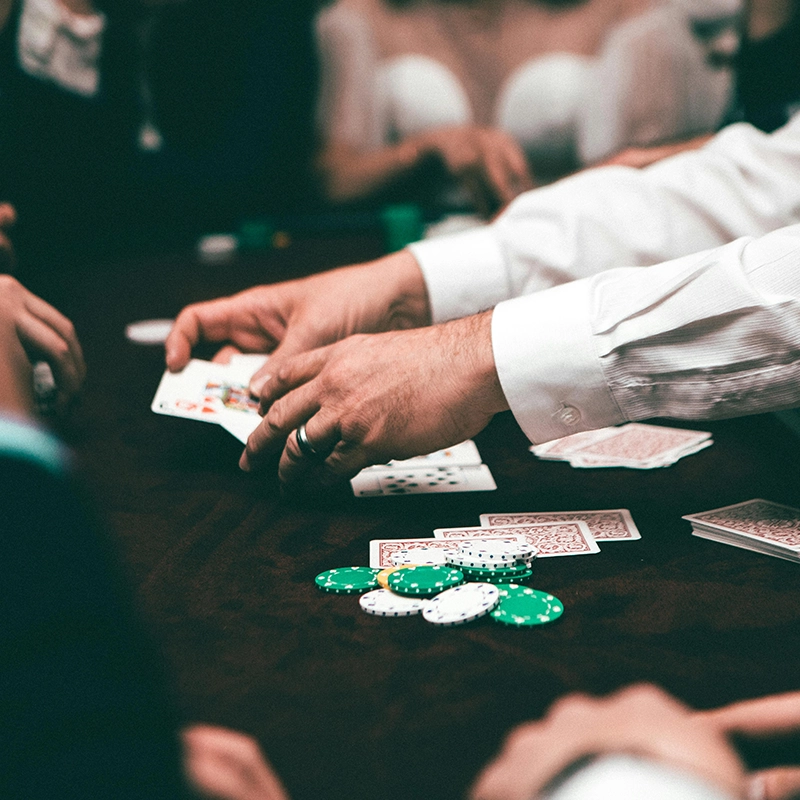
left=410, top=114, right=800, bottom=443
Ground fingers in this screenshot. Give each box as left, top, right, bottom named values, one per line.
left=165, top=303, right=214, bottom=372
left=0, top=203, right=16, bottom=229
left=479, top=134, right=532, bottom=207
left=240, top=373, right=324, bottom=472
left=211, top=345, right=243, bottom=365
left=748, top=768, right=800, bottom=800
left=182, top=724, right=290, bottom=800
left=698, top=692, right=800, bottom=738
left=256, top=346, right=333, bottom=413
left=16, top=314, right=85, bottom=400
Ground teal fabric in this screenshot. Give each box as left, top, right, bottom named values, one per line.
left=0, top=414, right=69, bottom=475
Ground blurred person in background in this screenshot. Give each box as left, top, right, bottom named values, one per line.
left=313, top=0, right=740, bottom=215
left=0, top=0, right=318, bottom=274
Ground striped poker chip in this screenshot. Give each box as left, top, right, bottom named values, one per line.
left=359, top=589, right=427, bottom=617
left=447, top=551, right=533, bottom=570
left=387, top=565, right=464, bottom=597
left=455, top=538, right=538, bottom=563
left=315, top=567, right=380, bottom=595
left=421, top=582, right=500, bottom=626
left=490, top=585, right=564, bottom=626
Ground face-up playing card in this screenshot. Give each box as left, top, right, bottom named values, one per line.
left=151, top=360, right=231, bottom=423
left=433, top=522, right=599, bottom=557
left=683, top=499, right=800, bottom=551
left=479, top=509, right=640, bottom=541
left=351, top=464, right=496, bottom=497
left=362, top=440, right=483, bottom=471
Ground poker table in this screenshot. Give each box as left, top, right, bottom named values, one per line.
left=36, top=232, right=800, bottom=800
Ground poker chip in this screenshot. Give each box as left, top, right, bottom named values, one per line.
left=359, top=589, right=428, bottom=617
left=459, top=562, right=533, bottom=579
left=125, top=318, right=175, bottom=345
left=447, top=552, right=534, bottom=570
left=315, top=567, right=381, bottom=595
left=455, top=538, right=538, bottom=563
left=387, top=565, right=464, bottom=597
left=473, top=568, right=533, bottom=585
left=377, top=566, right=402, bottom=589
left=490, top=585, right=564, bottom=626
left=388, top=547, right=449, bottom=567
left=421, top=582, right=500, bottom=626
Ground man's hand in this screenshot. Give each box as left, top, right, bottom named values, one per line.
left=165, top=251, right=430, bottom=395
left=697, top=692, right=800, bottom=800
left=470, top=684, right=746, bottom=800
left=0, top=275, right=86, bottom=413
left=182, top=725, right=289, bottom=800
left=241, top=311, right=508, bottom=485
left=415, top=126, right=534, bottom=215
left=0, top=203, right=16, bottom=272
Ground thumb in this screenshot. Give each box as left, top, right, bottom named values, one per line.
left=748, top=768, right=800, bottom=800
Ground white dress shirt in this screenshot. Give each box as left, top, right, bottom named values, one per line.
left=409, top=114, right=800, bottom=444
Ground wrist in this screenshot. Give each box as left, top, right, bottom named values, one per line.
left=368, top=250, right=432, bottom=330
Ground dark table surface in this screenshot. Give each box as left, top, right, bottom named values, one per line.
left=33, top=233, right=800, bottom=800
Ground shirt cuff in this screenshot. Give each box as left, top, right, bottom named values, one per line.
left=492, top=279, right=624, bottom=444
left=0, top=414, right=70, bottom=476
left=409, top=227, right=511, bottom=323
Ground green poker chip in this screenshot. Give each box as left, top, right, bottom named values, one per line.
left=490, top=585, right=564, bottom=626
left=315, top=567, right=381, bottom=595
left=387, top=565, right=464, bottom=596
left=460, top=563, right=532, bottom=579
left=473, top=568, right=533, bottom=585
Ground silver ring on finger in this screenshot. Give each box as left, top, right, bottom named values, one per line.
left=295, top=424, right=324, bottom=460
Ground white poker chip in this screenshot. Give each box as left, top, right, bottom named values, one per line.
left=421, top=582, right=500, bottom=626
left=197, top=233, right=238, bottom=263
left=455, top=538, right=538, bottom=563
left=388, top=547, right=449, bottom=567
left=446, top=552, right=533, bottom=570
left=359, top=589, right=428, bottom=617
left=125, top=318, right=175, bottom=345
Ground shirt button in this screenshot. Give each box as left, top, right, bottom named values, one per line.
left=559, top=405, right=581, bottom=425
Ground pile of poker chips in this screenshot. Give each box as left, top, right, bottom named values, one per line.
left=314, top=539, right=563, bottom=627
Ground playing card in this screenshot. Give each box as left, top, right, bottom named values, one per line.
left=361, top=440, right=483, bottom=471
left=151, top=359, right=231, bottom=423
left=433, top=522, right=599, bottom=557
left=531, top=423, right=712, bottom=469
left=683, top=499, right=800, bottom=551
left=351, top=464, right=496, bottom=497
left=479, top=509, right=640, bottom=541
left=226, top=353, right=269, bottom=385
left=369, top=538, right=457, bottom=568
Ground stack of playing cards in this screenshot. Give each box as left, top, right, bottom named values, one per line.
left=683, top=499, right=800, bottom=564
left=368, top=508, right=640, bottom=567
left=152, top=359, right=496, bottom=496
left=531, top=423, right=713, bottom=469
left=350, top=440, right=496, bottom=497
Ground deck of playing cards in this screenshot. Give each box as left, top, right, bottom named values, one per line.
left=683, top=499, right=800, bottom=563
left=531, top=423, right=712, bottom=469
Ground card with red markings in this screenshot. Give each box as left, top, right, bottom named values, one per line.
left=433, top=522, right=599, bottom=557
left=479, top=509, right=640, bottom=541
